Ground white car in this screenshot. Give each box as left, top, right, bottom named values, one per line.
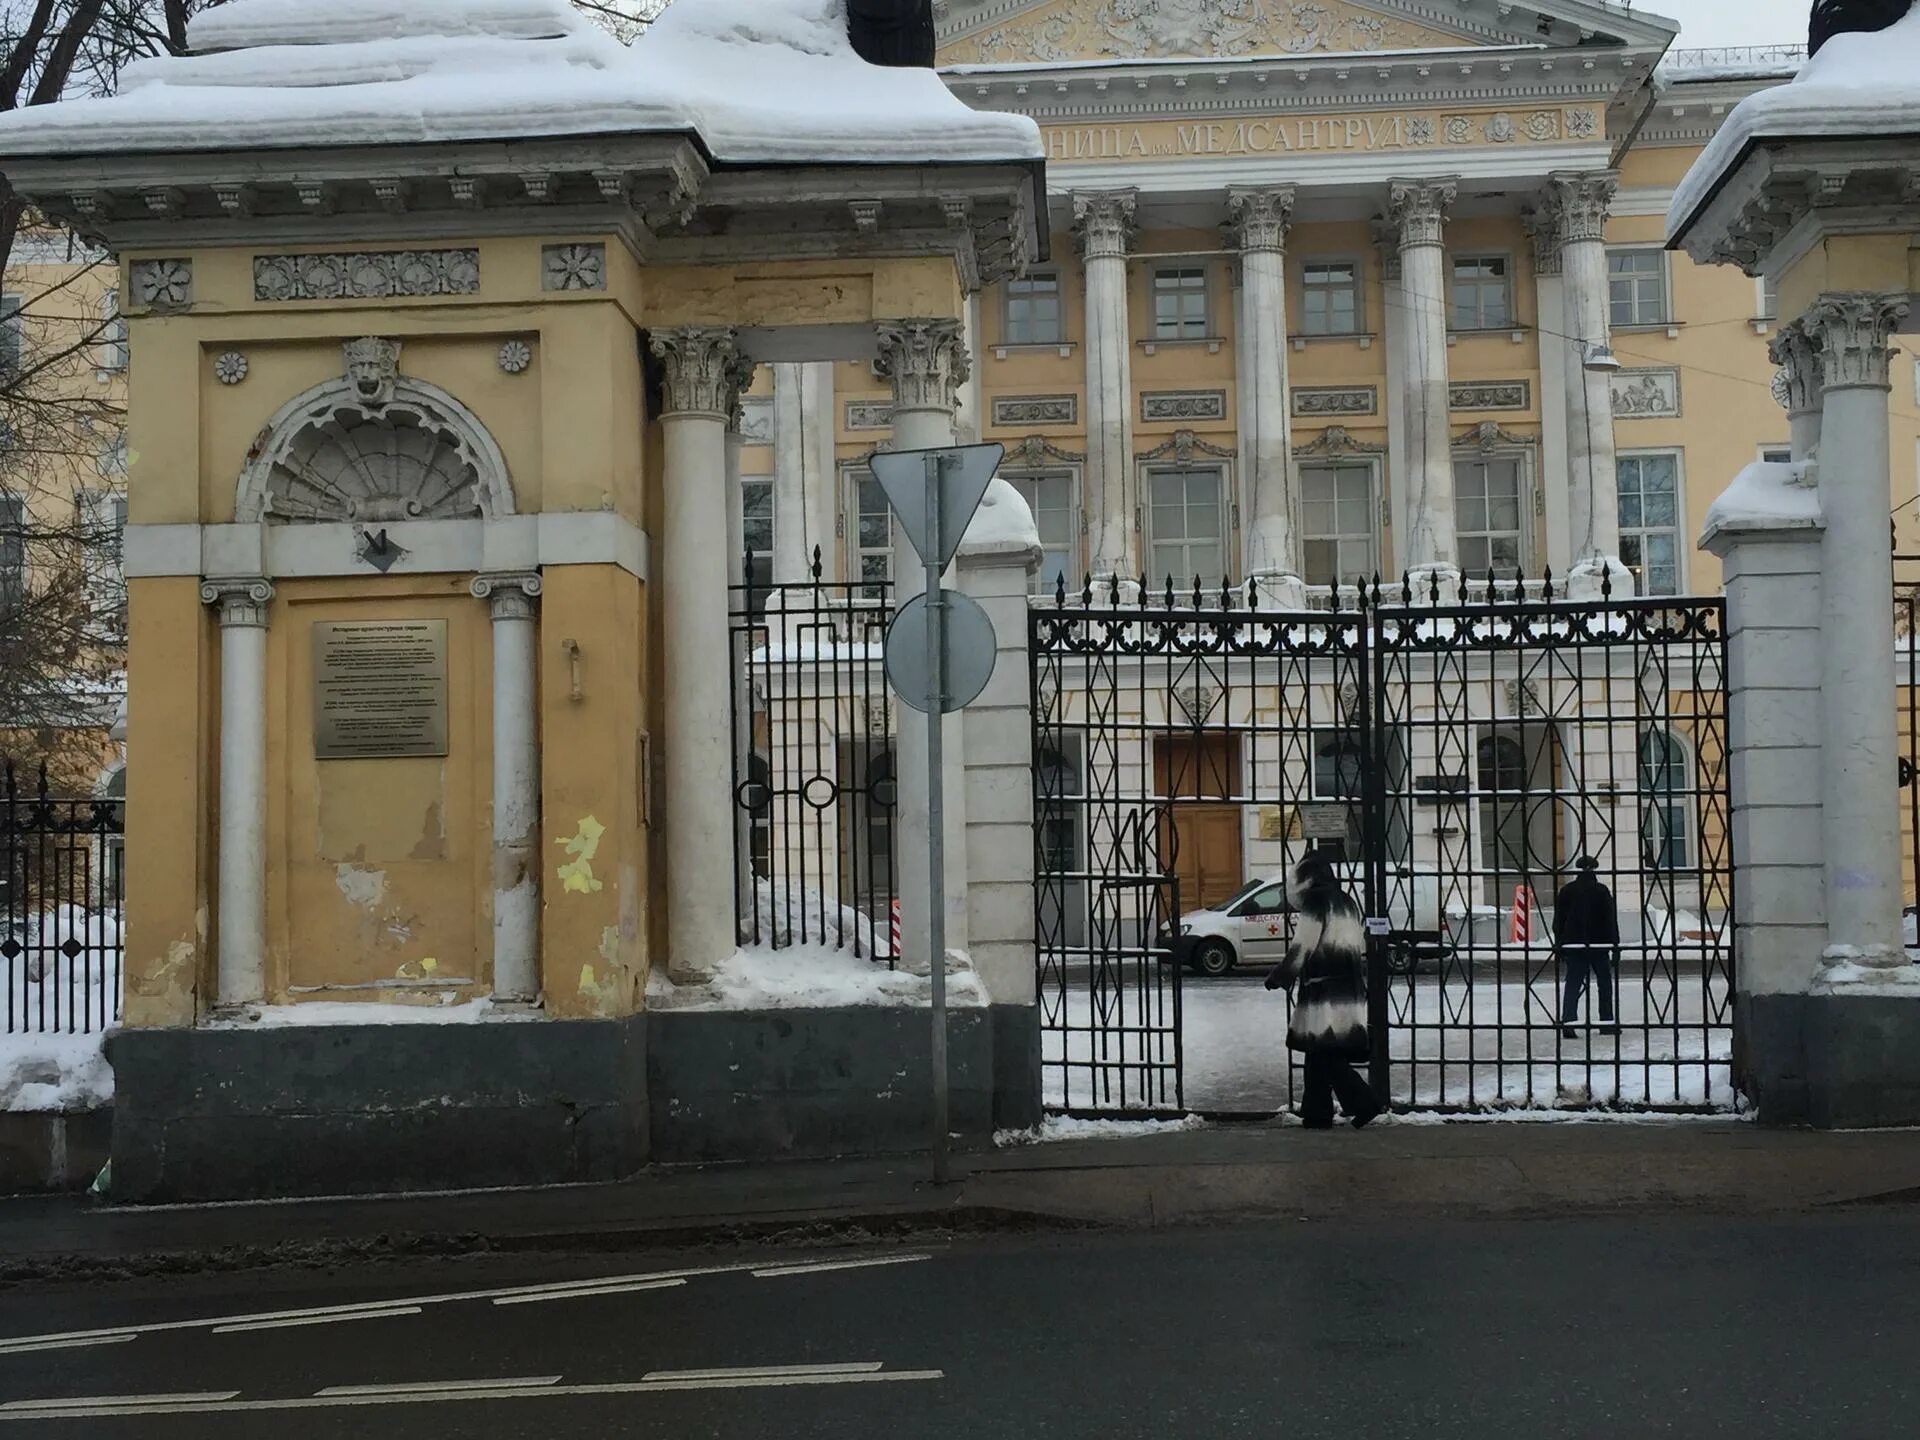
left=1172, top=863, right=1452, bottom=978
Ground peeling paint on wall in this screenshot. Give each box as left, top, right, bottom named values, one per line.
left=556, top=814, right=606, bottom=894
left=334, top=863, right=389, bottom=910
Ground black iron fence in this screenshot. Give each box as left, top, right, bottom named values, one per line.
left=2, top=761, right=123, bottom=1034
left=1032, top=572, right=1733, bottom=1116
left=730, top=554, right=899, bottom=963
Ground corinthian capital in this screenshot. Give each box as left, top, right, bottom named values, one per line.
left=1386, top=178, right=1457, bottom=250
left=1547, top=170, right=1618, bottom=244
left=649, top=326, right=743, bottom=417
left=875, top=318, right=969, bottom=413
left=1226, top=186, right=1295, bottom=255
left=1809, top=292, right=1911, bottom=392
left=1072, top=189, right=1137, bottom=261
left=1767, top=320, right=1824, bottom=416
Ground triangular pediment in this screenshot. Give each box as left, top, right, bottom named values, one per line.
left=937, top=0, right=1664, bottom=67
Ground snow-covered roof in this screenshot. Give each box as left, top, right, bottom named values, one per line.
left=1668, top=10, right=1920, bottom=240
left=1699, top=460, right=1820, bottom=549
left=0, top=0, right=1041, bottom=168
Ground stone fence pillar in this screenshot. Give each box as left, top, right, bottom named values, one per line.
left=956, top=505, right=1043, bottom=1131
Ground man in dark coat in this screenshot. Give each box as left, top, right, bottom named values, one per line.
left=1554, top=856, right=1619, bottom=1039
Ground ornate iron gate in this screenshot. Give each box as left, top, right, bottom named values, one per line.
left=1032, top=579, right=1733, bottom=1116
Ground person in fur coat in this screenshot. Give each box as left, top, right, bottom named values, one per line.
left=1264, top=851, right=1382, bottom=1129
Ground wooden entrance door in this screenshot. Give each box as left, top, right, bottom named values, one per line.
left=1155, top=733, right=1244, bottom=913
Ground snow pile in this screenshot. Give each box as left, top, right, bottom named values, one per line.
left=648, top=943, right=986, bottom=1010
left=1670, top=8, right=1920, bottom=237
left=1700, top=459, right=1819, bottom=542
left=0, top=0, right=1042, bottom=166
left=994, top=1113, right=1204, bottom=1146
left=0, top=1031, right=112, bottom=1113
left=960, top=478, right=1042, bottom=555
left=743, top=878, right=886, bottom=958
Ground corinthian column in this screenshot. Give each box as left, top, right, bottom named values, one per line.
left=1228, top=185, right=1302, bottom=601
left=875, top=319, right=972, bottom=968
left=1550, top=171, right=1628, bottom=595
left=1769, top=320, right=1825, bottom=463
left=650, top=326, right=751, bottom=978
left=1073, top=190, right=1138, bottom=584
left=1526, top=204, right=1573, bottom=576
left=470, top=571, right=541, bottom=1002
left=201, top=577, right=273, bottom=1008
left=1809, top=293, right=1910, bottom=972
left=1387, top=178, right=1460, bottom=585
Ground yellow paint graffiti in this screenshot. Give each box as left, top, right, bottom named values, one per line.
left=556, top=814, right=607, bottom=894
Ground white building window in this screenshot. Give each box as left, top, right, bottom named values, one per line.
left=0, top=295, right=22, bottom=377
left=1453, top=456, right=1525, bottom=577
left=1450, top=255, right=1511, bottom=331
left=75, top=489, right=127, bottom=637
left=1760, top=446, right=1793, bottom=465
left=1300, top=260, right=1361, bottom=336
left=1608, top=249, right=1670, bottom=328
left=1004, top=271, right=1063, bottom=346
left=1639, top=728, right=1693, bottom=871
left=1758, top=272, right=1779, bottom=321
left=1146, top=467, right=1226, bottom=587
left=1151, top=266, right=1209, bottom=340
left=1298, top=464, right=1376, bottom=586
left=741, top=473, right=774, bottom=594
left=0, top=492, right=25, bottom=601
left=98, top=289, right=128, bottom=373
left=849, top=466, right=892, bottom=598
left=1004, top=470, right=1076, bottom=596
left=1617, top=452, right=1682, bottom=597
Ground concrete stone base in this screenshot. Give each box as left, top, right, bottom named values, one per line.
left=105, top=1018, right=649, bottom=1203
left=648, top=1003, right=1041, bottom=1164
left=1738, top=990, right=1920, bottom=1128
left=0, top=1108, right=111, bottom=1193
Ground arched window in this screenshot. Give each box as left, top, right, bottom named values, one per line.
left=1639, top=728, right=1692, bottom=870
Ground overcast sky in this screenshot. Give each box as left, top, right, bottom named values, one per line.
left=1638, top=0, right=1810, bottom=49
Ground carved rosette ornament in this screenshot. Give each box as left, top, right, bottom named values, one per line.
left=1548, top=171, right=1618, bottom=245
left=200, top=577, right=274, bottom=628
left=874, top=319, right=970, bottom=414
left=470, top=570, right=542, bottom=622
left=1225, top=185, right=1295, bottom=255
left=1386, top=179, right=1457, bottom=251
left=1767, top=321, right=1825, bottom=415
left=1071, top=189, right=1137, bottom=262
left=649, top=327, right=743, bottom=417
left=1810, top=293, right=1911, bottom=392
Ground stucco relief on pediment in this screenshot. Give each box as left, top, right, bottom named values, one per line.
left=941, top=0, right=1473, bottom=66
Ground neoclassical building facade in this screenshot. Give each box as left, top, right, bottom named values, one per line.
left=742, top=1, right=1917, bottom=603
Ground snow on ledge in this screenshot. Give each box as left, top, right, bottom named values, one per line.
left=204, top=997, right=536, bottom=1027
left=0, top=0, right=1042, bottom=168
left=960, top=477, right=1042, bottom=558
left=994, top=1114, right=1205, bottom=1146
left=647, top=943, right=989, bottom=1011
left=1669, top=10, right=1920, bottom=241
left=1699, top=459, right=1820, bottom=547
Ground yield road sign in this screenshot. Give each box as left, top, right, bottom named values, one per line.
left=869, top=443, right=1003, bottom=572
left=884, top=589, right=997, bottom=714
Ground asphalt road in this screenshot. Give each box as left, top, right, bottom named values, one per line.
left=3, top=1211, right=1916, bottom=1438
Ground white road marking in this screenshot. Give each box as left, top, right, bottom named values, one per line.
left=0, top=1333, right=136, bottom=1357
left=211, top=1306, right=423, bottom=1334
left=2, top=1392, right=240, bottom=1413
left=642, top=1363, right=884, bottom=1382
left=0, top=1367, right=944, bottom=1420
left=752, top=1254, right=933, bottom=1278
left=492, top=1277, right=687, bottom=1306
left=316, top=1377, right=561, bottom=1397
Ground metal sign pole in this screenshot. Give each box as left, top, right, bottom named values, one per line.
left=923, top=450, right=950, bottom=1185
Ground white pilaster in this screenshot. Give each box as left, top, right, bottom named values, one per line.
left=1375, top=223, right=1408, bottom=572
left=876, top=318, right=972, bottom=970
left=1073, top=189, right=1138, bottom=583
left=1809, top=292, right=1910, bottom=970
left=1551, top=171, right=1627, bottom=595
left=1527, top=204, right=1573, bottom=578
left=772, top=361, right=837, bottom=582
left=1387, top=177, right=1460, bottom=586
left=651, top=325, right=752, bottom=979
left=1228, top=185, right=1302, bottom=603
left=202, top=576, right=273, bottom=1008
left=470, top=571, right=542, bottom=1002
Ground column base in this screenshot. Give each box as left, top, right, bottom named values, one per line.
left=1247, top=570, right=1308, bottom=611
left=1394, top=564, right=1462, bottom=605
left=1087, top=574, right=1144, bottom=607
left=1565, top=555, right=1634, bottom=602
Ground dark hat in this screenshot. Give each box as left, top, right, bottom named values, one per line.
left=1576, top=856, right=1599, bottom=871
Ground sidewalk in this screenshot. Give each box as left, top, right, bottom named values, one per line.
left=6, top=1117, right=1920, bottom=1283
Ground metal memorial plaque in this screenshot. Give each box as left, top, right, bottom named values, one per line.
left=312, top=619, right=449, bottom=760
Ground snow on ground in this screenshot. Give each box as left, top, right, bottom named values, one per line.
left=0, top=1030, right=112, bottom=1113
left=0, top=0, right=1042, bottom=167
left=994, top=1113, right=1205, bottom=1147
left=2, top=905, right=120, bottom=1112
left=1670, top=8, right=1920, bottom=237
left=649, top=943, right=987, bottom=1010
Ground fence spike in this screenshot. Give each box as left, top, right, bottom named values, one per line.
left=1165, top=574, right=1176, bottom=609
left=1054, top=571, right=1067, bottom=608
left=1220, top=576, right=1233, bottom=609
left=1601, top=561, right=1615, bottom=601
left=810, top=544, right=824, bottom=583
left=1542, top=564, right=1555, bottom=601
left=1081, top=574, right=1094, bottom=609
left=1191, top=574, right=1202, bottom=609
left=1429, top=568, right=1442, bottom=606
left=1136, top=572, right=1148, bottom=609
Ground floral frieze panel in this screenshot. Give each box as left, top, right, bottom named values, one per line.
left=947, top=0, right=1464, bottom=64
left=254, top=249, right=480, bottom=302
left=993, top=394, right=1078, bottom=426
left=1450, top=381, right=1530, bottom=412
left=1292, top=385, right=1376, bottom=417
left=1141, top=390, right=1226, bottom=423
